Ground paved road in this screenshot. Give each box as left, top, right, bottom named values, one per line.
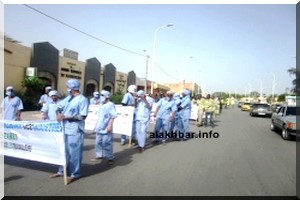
left=4, top=107, right=296, bottom=196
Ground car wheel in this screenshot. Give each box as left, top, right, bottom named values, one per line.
left=270, top=121, right=276, bottom=131
left=281, top=125, right=291, bottom=140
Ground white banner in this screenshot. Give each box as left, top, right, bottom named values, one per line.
left=190, top=105, right=198, bottom=120
left=1, top=120, right=66, bottom=166
left=85, top=105, right=135, bottom=136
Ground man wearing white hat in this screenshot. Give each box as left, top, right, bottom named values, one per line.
left=91, top=90, right=117, bottom=164
left=177, top=89, right=192, bottom=141
left=41, top=90, right=60, bottom=120
left=49, top=79, right=88, bottom=184
left=1, top=86, right=23, bottom=120
left=135, top=90, right=153, bottom=152
left=38, top=86, right=52, bottom=107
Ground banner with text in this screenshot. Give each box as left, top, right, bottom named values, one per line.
left=1, top=120, right=66, bottom=166
left=85, top=105, right=134, bottom=136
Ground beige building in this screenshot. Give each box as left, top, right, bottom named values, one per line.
left=164, top=80, right=201, bottom=96
left=58, top=56, right=86, bottom=96
left=4, top=40, right=31, bottom=91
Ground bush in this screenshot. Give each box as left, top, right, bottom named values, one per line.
left=21, top=77, right=45, bottom=111
left=111, top=94, right=123, bottom=105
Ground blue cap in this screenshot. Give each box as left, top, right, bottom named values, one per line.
left=137, top=90, right=145, bottom=96
left=182, top=89, right=190, bottom=95
left=66, top=79, right=80, bottom=90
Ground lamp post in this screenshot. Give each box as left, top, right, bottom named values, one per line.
left=180, top=56, right=193, bottom=91
left=270, top=72, right=276, bottom=103
left=143, top=50, right=151, bottom=94
left=150, top=23, right=174, bottom=94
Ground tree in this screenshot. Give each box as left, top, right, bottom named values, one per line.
left=21, top=77, right=45, bottom=110
left=287, top=67, right=299, bottom=95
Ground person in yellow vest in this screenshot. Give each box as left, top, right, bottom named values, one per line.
left=203, top=94, right=215, bottom=127
left=196, top=94, right=205, bottom=127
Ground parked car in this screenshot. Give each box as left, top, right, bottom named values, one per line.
left=270, top=103, right=296, bottom=140
left=270, top=103, right=282, bottom=113
left=249, top=103, right=272, bottom=117
left=241, top=102, right=251, bottom=111
left=237, top=101, right=243, bottom=108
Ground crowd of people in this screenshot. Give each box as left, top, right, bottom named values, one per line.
left=2, top=78, right=224, bottom=184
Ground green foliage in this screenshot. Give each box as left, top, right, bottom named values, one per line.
left=111, top=94, right=123, bottom=105
left=21, top=77, right=46, bottom=111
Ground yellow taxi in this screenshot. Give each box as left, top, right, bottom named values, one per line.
left=241, top=102, right=251, bottom=111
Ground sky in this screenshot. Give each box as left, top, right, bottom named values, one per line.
left=3, top=3, right=296, bottom=95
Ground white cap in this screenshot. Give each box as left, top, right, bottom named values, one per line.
left=100, top=90, right=111, bottom=98
left=93, top=91, right=100, bottom=97
left=49, top=90, right=58, bottom=97
left=127, top=85, right=137, bottom=93
left=6, top=86, right=14, bottom=91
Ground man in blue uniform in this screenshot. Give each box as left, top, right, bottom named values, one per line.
left=177, top=89, right=191, bottom=141
left=153, top=91, right=176, bottom=144
left=91, top=90, right=117, bottom=164
left=49, top=79, right=88, bottom=184
left=41, top=90, right=60, bottom=120
left=135, top=90, right=153, bottom=152
left=1, top=86, right=23, bottom=120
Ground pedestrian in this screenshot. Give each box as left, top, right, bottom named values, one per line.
left=38, top=86, right=52, bottom=107
left=177, top=89, right=192, bottom=141
left=1, top=86, right=23, bottom=121
left=153, top=90, right=176, bottom=144
left=135, top=90, right=153, bottom=152
left=120, top=85, right=137, bottom=145
left=90, top=91, right=100, bottom=105
left=49, top=79, right=88, bottom=184
left=41, top=90, right=60, bottom=120
left=170, top=92, right=181, bottom=135
left=203, top=94, right=215, bottom=127
left=196, top=94, right=205, bottom=127
left=90, top=90, right=117, bottom=165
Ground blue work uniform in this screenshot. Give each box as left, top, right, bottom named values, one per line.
left=90, top=97, right=99, bottom=105
left=56, top=94, right=88, bottom=179
left=38, top=94, right=52, bottom=106
left=178, top=95, right=191, bottom=139
left=135, top=96, right=153, bottom=148
left=120, top=92, right=136, bottom=143
left=1, top=96, right=23, bottom=120
left=41, top=99, right=60, bottom=120
left=94, top=101, right=117, bottom=160
left=170, top=96, right=181, bottom=133
left=154, top=97, right=177, bottom=142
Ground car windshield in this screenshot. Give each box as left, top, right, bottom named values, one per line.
left=286, top=107, right=296, bottom=116
left=253, top=104, right=269, bottom=108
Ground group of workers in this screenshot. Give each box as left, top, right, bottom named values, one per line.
left=2, top=79, right=222, bottom=184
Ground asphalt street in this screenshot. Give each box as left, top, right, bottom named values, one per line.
left=4, top=106, right=296, bottom=196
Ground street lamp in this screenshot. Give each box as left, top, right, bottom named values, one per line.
left=270, top=72, right=276, bottom=103
left=150, top=23, right=174, bottom=94
left=143, top=50, right=151, bottom=94
left=180, top=56, right=193, bottom=91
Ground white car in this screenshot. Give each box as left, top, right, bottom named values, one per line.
left=270, top=104, right=296, bottom=140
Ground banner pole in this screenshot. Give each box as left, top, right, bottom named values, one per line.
left=61, top=122, right=68, bottom=185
